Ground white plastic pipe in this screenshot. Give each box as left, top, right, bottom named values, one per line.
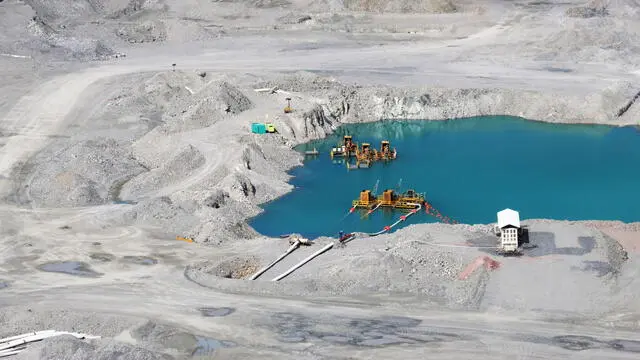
left=0, top=349, right=24, bottom=358
left=250, top=242, right=300, bottom=280
left=0, top=331, right=100, bottom=351
left=253, top=87, right=277, bottom=92
left=0, top=330, right=56, bottom=344
left=0, top=334, right=58, bottom=351
left=366, top=202, right=381, bottom=216
left=271, top=242, right=334, bottom=281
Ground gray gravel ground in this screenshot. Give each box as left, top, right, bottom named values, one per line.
left=1, top=0, right=640, bottom=359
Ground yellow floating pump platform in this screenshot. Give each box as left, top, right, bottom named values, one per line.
left=352, top=189, right=425, bottom=210
left=350, top=140, right=397, bottom=169
left=330, top=136, right=397, bottom=158
left=330, top=135, right=358, bottom=159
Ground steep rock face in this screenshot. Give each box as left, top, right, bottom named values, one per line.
left=306, top=83, right=638, bottom=129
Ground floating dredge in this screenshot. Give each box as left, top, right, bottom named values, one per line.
left=330, top=135, right=358, bottom=159
left=350, top=188, right=459, bottom=229
left=352, top=188, right=424, bottom=210
left=330, top=135, right=398, bottom=169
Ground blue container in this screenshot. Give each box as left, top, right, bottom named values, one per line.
left=251, top=123, right=266, bottom=134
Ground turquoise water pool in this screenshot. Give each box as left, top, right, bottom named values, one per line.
left=249, top=116, right=640, bottom=239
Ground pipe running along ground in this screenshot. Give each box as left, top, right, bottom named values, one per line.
left=271, top=242, right=335, bottom=281
left=250, top=241, right=301, bottom=280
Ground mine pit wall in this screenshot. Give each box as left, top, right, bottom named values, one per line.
left=294, top=84, right=640, bottom=145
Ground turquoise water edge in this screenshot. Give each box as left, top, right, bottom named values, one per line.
left=249, top=116, right=640, bottom=239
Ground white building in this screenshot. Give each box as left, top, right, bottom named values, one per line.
left=496, top=208, right=521, bottom=253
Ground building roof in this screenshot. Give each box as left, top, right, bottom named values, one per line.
left=497, top=208, right=520, bottom=228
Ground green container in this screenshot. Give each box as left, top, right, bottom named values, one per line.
left=251, top=122, right=266, bottom=134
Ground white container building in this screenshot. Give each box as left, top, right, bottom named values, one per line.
left=496, top=208, right=521, bottom=253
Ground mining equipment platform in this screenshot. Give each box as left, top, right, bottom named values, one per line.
left=352, top=189, right=425, bottom=210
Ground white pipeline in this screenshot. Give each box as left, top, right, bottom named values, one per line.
left=368, top=202, right=422, bottom=237
left=271, top=242, right=334, bottom=281
left=366, top=202, right=381, bottom=215
left=0, top=331, right=100, bottom=352
left=250, top=242, right=300, bottom=280
left=0, top=349, right=24, bottom=358
left=0, top=330, right=56, bottom=344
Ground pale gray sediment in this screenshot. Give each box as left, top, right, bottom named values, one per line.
left=1, top=0, right=640, bottom=359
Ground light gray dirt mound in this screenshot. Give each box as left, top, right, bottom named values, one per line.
left=74, top=72, right=184, bottom=133
left=565, top=5, right=608, bottom=18
left=248, top=134, right=304, bottom=176
left=25, top=15, right=119, bottom=61
left=119, top=144, right=206, bottom=200
left=228, top=0, right=292, bottom=9
left=277, top=12, right=313, bottom=24
left=24, top=0, right=164, bottom=20
left=538, top=20, right=640, bottom=64
left=162, top=81, right=253, bottom=133
left=141, top=71, right=205, bottom=114
left=14, top=335, right=174, bottom=360
left=15, top=0, right=172, bottom=61
left=116, top=20, right=167, bottom=43
left=565, top=0, right=640, bottom=18
left=108, top=0, right=166, bottom=19
left=124, top=196, right=200, bottom=235
left=202, top=189, right=230, bottom=209
left=190, top=216, right=259, bottom=245
left=22, top=0, right=98, bottom=21
left=21, top=139, right=147, bottom=208
left=341, top=0, right=458, bottom=13
left=130, top=130, right=186, bottom=173
left=254, top=71, right=345, bottom=95
left=195, top=255, right=262, bottom=279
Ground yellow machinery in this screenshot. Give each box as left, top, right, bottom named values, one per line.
left=284, top=97, right=293, bottom=113
left=344, top=139, right=397, bottom=169
left=355, top=189, right=376, bottom=208
left=352, top=142, right=372, bottom=168
left=330, top=135, right=358, bottom=158
left=266, top=123, right=276, bottom=133
left=377, top=140, right=397, bottom=160
left=357, top=143, right=372, bottom=159
left=176, top=236, right=194, bottom=243
left=352, top=189, right=425, bottom=209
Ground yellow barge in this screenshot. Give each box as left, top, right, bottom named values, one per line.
left=331, top=136, right=398, bottom=168
left=352, top=189, right=425, bottom=210
left=330, top=135, right=358, bottom=159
